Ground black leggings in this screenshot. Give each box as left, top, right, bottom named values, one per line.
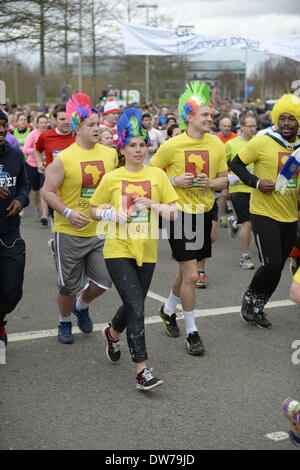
left=0, top=232, right=26, bottom=323
left=105, top=258, right=156, bottom=363
left=250, top=214, right=297, bottom=298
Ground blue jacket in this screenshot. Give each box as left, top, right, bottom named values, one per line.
left=0, top=142, right=30, bottom=236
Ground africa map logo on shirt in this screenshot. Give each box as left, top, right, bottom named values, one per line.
left=185, top=150, right=209, bottom=187
left=122, top=180, right=151, bottom=223
left=278, top=152, right=299, bottom=189
left=80, top=161, right=105, bottom=198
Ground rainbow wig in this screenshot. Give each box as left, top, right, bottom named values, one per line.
left=66, top=92, right=99, bottom=135
left=116, top=107, right=149, bottom=150
left=271, top=94, right=300, bottom=126
left=178, top=81, right=211, bottom=130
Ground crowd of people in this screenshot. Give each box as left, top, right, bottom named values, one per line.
left=1, top=83, right=300, bottom=444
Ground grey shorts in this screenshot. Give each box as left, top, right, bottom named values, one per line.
left=55, top=233, right=112, bottom=295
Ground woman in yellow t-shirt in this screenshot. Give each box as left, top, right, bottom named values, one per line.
left=90, top=108, right=178, bottom=391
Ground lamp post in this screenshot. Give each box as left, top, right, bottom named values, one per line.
left=137, top=4, right=157, bottom=103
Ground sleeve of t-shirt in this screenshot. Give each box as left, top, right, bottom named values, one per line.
left=159, top=170, right=178, bottom=204
left=150, top=141, right=169, bottom=169
left=35, top=133, right=45, bottom=153
left=90, top=174, right=109, bottom=207
left=113, top=149, right=118, bottom=168
left=238, top=136, right=259, bottom=166
left=224, top=141, right=233, bottom=163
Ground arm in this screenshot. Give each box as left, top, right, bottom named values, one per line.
left=6, top=154, right=30, bottom=217
left=133, top=198, right=178, bottom=220
left=23, top=131, right=36, bottom=156
left=229, top=154, right=275, bottom=194
left=33, top=148, right=46, bottom=174
left=42, top=158, right=90, bottom=228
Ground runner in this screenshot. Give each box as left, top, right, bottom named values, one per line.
left=229, top=93, right=300, bottom=329
left=226, top=113, right=257, bottom=269
left=99, top=127, right=114, bottom=147
left=99, top=98, right=120, bottom=147
left=23, top=114, right=49, bottom=224
left=42, top=93, right=118, bottom=344
left=13, top=113, right=32, bottom=152
left=90, top=107, right=178, bottom=390
left=151, top=81, right=227, bottom=355
left=0, top=109, right=29, bottom=364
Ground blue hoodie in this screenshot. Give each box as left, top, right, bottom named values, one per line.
left=0, top=142, right=30, bottom=237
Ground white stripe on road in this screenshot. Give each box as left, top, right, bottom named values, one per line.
left=7, top=292, right=297, bottom=343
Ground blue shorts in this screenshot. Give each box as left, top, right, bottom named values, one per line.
left=25, top=163, right=45, bottom=191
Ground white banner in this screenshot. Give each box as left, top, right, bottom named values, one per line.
left=123, top=23, right=300, bottom=62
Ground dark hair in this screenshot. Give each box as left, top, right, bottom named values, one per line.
left=167, top=123, right=180, bottom=138
left=36, top=114, right=48, bottom=124
left=166, top=116, right=177, bottom=125
left=53, top=104, right=66, bottom=118
left=239, top=112, right=256, bottom=126
left=142, top=113, right=152, bottom=120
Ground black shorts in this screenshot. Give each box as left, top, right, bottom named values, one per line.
left=211, top=200, right=218, bottom=222
left=168, top=209, right=213, bottom=262
left=230, top=192, right=251, bottom=224
left=25, top=163, right=45, bottom=191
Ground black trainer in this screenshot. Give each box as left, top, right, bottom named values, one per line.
left=186, top=331, right=205, bottom=355
left=253, top=311, right=272, bottom=329
left=157, top=305, right=180, bottom=337
left=103, top=324, right=121, bottom=363
left=240, top=292, right=255, bottom=323
left=136, top=368, right=164, bottom=391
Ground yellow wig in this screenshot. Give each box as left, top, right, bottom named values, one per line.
left=271, top=93, right=300, bottom=126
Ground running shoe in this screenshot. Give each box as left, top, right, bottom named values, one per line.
left=136, top=367, right=164, bottom=391
left=228, top=215, right=238, bottom=238
left=240, top=254, right=254, bottom=270
left=157, top=306, right=180, bottom=337
left=58, top=322, right=73, bottom=344
left=289, top=257, right=300, bottom=277
left=103, top=324, right=121, bottom=363
left=72, top=303, right=93, bottom=333
left=186, top=331, right=205, bottom=355
left=40, top=216, right=48, bottom=227
left=219, top=216, right=227, bottom=228
left=196, top=272, right=207, bottom=289
left=253, top=311, right=272, bottom=329
left=0, top=324, right=7, bottom=365
left=282, top=397, right=300, bottom=447
left=240, top=291, right=255, bottom=323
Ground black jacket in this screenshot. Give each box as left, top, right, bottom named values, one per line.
left=0, top=142, right=30, bottom=237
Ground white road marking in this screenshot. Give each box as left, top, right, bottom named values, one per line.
left=265, top=432, right=289, bottom=441
left=7, top=293, right=297, bottom=343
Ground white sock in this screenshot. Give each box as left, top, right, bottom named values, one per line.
left=60, top=315, right=72, bottom=323
left=164, top=291, right=180, bottom=315
left=76, top=296, right=89, bottom=311
left=183, top=310, right=198, bottom=335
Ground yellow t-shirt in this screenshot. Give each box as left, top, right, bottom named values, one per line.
left=293, top=266, right=300, bottom=284
left=150, top=131, right=227, bottom=213
left=55, top=143, right=118, bottom=236
left=90, top=165, right=178, bottom=266
left=225, top=136, right=253, bottom=194
left=238, top=135, right=299, bottom=222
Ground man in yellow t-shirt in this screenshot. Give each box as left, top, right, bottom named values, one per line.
left=151, top=81, right=228, bottom=356
left=43, top=93, right=117, bottom=344
left=226, top=113, right=257, bottom=269
left=229, top=93, right=300, bottom=329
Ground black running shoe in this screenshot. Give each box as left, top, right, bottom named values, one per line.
left=103, top=324, right=121, bottom=363
left=253, top=311, right=272, bottom=329
left=136, top=368, right=164, bottom=391
left=240, top=292, right=255, bottom=323
left=157, top=305, right=180, bottom=337
left=186, top=331, right=205, bottom=355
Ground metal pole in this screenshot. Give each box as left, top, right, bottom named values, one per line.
left=244, top=47, right=248, bottom=100
left=138, top=4, right=157, bottom=103
left=78, top=0, right=83, bottom=92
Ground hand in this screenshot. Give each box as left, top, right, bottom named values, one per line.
left=275, top=174, right=288, bottom=195
left=258, top=179, right=275, bottom=194
left=0, top=186, right=11, bottom=201
left=6, top=199, right=23, bottom=217
left=174, top=173, right=194, bottom=188
left=37, top=162, right=46, bottom=174
left=68, top=210, right=90, bottom=228
left=132, top=196, right=152, bottom=211
left=194, top=172, right=210, bottom=187
left=111, top=210, right=131, bottom=224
